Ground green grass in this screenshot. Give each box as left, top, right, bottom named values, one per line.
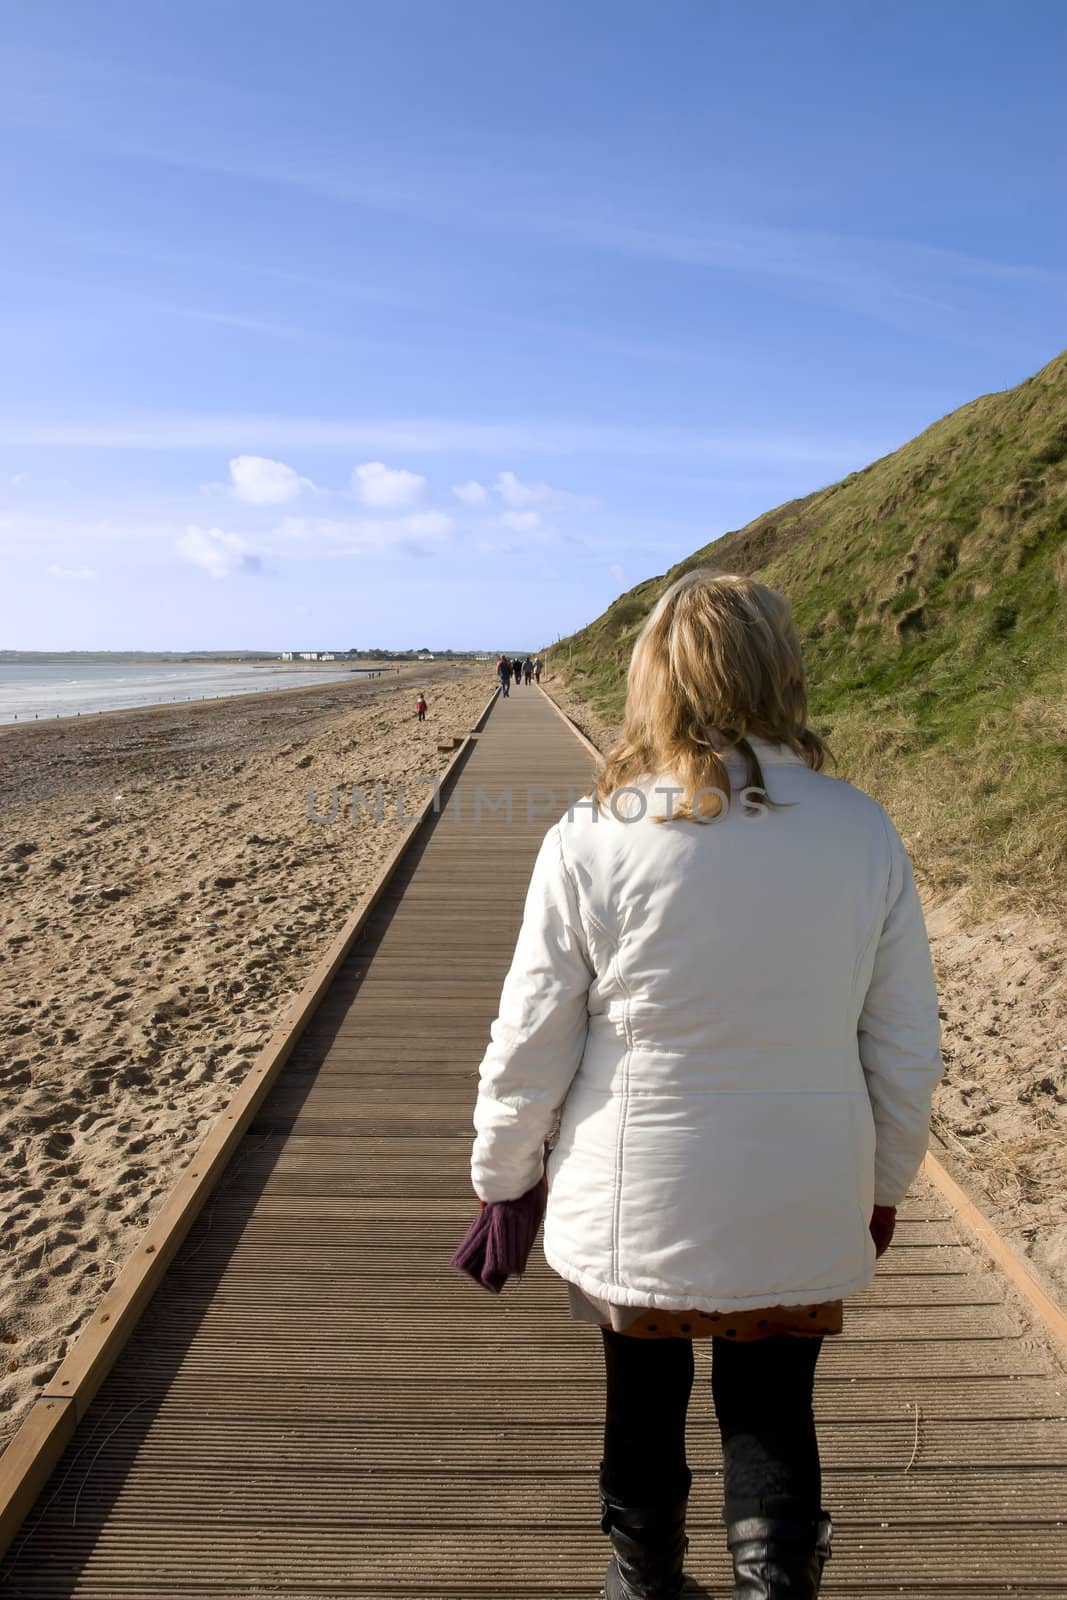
left=550, top=349, right=1067, bottom=918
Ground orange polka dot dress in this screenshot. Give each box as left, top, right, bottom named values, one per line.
left=566, top=1282, right=843, bottom=1340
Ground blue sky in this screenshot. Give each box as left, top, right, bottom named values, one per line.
left=1, top=0, right=1065, bottom=651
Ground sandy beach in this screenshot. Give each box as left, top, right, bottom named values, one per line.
left=545, top=676, right=1067, bottom=1308
left=0, top=662, right=492, bottom=1446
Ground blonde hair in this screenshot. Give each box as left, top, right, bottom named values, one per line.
left=595, top=569, right=830, bottom=823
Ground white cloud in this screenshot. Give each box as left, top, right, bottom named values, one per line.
left=495, top=470, right=552, bottom=507
left=609, top=562, right=625, bottom=583
left=177, top=525, right=264, bottom=578
left=228, top=454, right=311, bottom=505
left=494, top=470, right=596, bottom=512
left=46, top=564, right=96, bottom=580
left=403, top=510, right=454, bottom=538
left=353, top=460, right=426, bottom=508
left=274, top=510, right=453, bottom=553
left=11, top=471, right=30, bottom=486
left=500, top=510, right=542, bottom=533
left=477, top=538, right=513, bottom=555
left=451, top=479, right=489, bottom=506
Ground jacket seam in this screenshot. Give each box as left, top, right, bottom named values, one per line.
left=609, top=940, right=635, bottom=1285
left=555, top=821, right=613, bottom=955
left=555, top=820, right=631, bottom=1281
left=850, top=806, right=896, bottom=997
left=561, top=1085, right=871, bottom=1098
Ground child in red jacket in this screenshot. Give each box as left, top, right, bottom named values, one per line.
left=416, top=693, right=428, bottom=722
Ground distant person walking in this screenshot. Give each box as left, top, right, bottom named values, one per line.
left=512, top=657, right=522, bottom=685
left=497, top=656, right=511, bottom=698
left=415, top=692, right=427, bottom=722
left=533, top=658, right=544, bottom=683
left=469, top=569, right=943, bottom=1599
left=523, top=657, right=534, bottom=685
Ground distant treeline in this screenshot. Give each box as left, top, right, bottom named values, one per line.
left=349, top=648, right=489, bottom=659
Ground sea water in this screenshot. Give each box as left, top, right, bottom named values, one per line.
left=0, top=661, right=374, bottom=725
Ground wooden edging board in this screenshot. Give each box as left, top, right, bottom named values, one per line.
left=922, top=1149, right=1067, bottom=1351
left=541, top=679, right=1067, bottom=1355
left=536, top=681, right=605, bottom=763
left=0, top=684, right=501, bottom=1557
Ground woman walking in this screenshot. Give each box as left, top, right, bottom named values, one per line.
left=469, top=570, right=943, bottom=1598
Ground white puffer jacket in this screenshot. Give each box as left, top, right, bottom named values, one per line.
left=470, top=738, right=944, bottom=1312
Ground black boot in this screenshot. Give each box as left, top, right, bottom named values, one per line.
left=726, top=1513, right=832, bottom=1599
left=599, top=1471, right=691, bottom=1600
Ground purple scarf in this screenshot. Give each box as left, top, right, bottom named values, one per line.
left=451, top=1181, right=547, bottom=1293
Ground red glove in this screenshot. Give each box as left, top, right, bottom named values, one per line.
left=870, top=1204, right=897, bottom=1258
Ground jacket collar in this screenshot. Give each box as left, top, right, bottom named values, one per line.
left=696, top=729, right=806, bottom=767
left=735, top=735, right=807, bottom=767
left=644, top=738, right=806, bottom=796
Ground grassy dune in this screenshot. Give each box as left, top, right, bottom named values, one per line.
left=551, top=350, right=1067, bottom=917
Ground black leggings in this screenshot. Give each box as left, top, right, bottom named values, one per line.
left=600, top=1329, right=823, bottom=1523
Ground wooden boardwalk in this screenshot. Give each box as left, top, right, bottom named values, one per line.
left=3, top=687, right=1066, bottom=1596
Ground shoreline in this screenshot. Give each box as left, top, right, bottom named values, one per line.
left=0, top=662, right=421, bottom=737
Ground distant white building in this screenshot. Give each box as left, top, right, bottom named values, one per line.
left=417, top=652, right=435, bottom=661
left=280, top=651, right=294, bottom=660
